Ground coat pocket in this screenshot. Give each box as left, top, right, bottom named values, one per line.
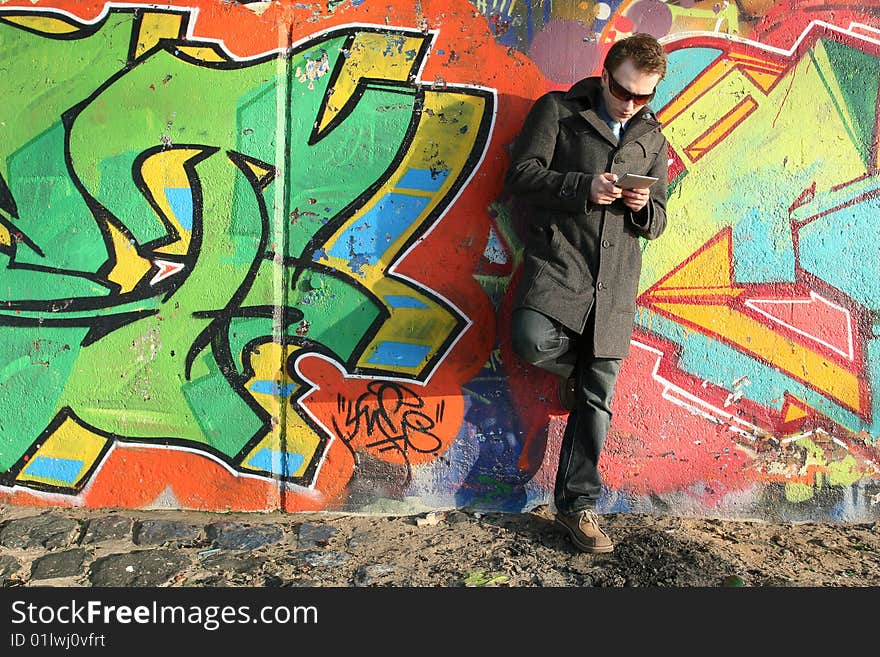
left=611, top=238, right=642, bottom=313
left=540, top=224, right=589, bottom=293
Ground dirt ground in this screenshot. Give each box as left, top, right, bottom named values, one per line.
left=270, top=507, right=880, bottom=587
left=2, top=503, right=880, bottom=587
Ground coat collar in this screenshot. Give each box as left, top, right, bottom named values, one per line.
left=565, top=76, right=661, bottom=147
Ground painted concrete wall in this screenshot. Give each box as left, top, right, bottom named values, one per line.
left=1, top=0, right=879, bottom=521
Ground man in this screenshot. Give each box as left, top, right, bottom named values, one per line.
left=506, top=33, right=668, bottom=553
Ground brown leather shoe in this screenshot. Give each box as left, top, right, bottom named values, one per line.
left=555, top=510, right=614, bottom=553
left=558, top=374, right=576, bottom=411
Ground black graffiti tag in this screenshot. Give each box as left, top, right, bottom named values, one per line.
left=332, top=380, right=443, bottom=458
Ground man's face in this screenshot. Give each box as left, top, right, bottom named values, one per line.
left=601, top=58, right=661, bottom=123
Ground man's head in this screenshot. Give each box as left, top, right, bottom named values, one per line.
left=600, top=33, right=667, bottom=123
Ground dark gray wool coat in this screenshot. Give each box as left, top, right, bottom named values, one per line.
left=506, top=76, right=668, bottom=359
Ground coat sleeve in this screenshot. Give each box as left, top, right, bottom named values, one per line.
left=627, top=136, right=668, bottom=240
left=505, top=93, right=593, bottom=214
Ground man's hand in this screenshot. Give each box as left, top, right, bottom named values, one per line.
left=621, top=187, right=650, bottom=213
left=590, top=173, right=622, bottom=205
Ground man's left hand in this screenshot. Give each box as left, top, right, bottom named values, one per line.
left=621, top=187, right=650, bottom=213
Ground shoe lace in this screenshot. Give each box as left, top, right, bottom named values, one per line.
left=581, top=509, right=605, bottom=534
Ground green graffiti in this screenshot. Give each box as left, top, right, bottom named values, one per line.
left=0, top=8, right=493, bottom=493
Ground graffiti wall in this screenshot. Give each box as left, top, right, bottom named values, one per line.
left=1, top=0, right=879, bottom=521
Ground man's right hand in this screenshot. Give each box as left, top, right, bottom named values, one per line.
left=590, top=173, right=622, bottom=205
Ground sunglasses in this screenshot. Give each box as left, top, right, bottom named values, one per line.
left=604, top=68, right=655, bottom=106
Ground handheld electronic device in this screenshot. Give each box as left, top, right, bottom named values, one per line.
left=615, top=173, right=658, bottom=190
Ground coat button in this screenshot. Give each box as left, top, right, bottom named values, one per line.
left=602, top=240, right=610, bottom=248
left=597, top=282, right=605, bottom=290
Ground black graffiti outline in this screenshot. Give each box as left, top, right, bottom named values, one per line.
left=331, top=379, right=444, bottom=485
left=0, top=6, right=495, bottom=493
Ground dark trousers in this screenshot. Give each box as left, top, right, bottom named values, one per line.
left=511, top=307, right=622, bottom=514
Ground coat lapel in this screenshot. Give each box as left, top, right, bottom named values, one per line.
left=565, top=78, right=619, bottom=146
left=619, top=112, right=661, bottom=146
left=578, top=109, right=619, bottom=146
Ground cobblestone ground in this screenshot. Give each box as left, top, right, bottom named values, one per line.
left=1, top=504, right=879, bottom=587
